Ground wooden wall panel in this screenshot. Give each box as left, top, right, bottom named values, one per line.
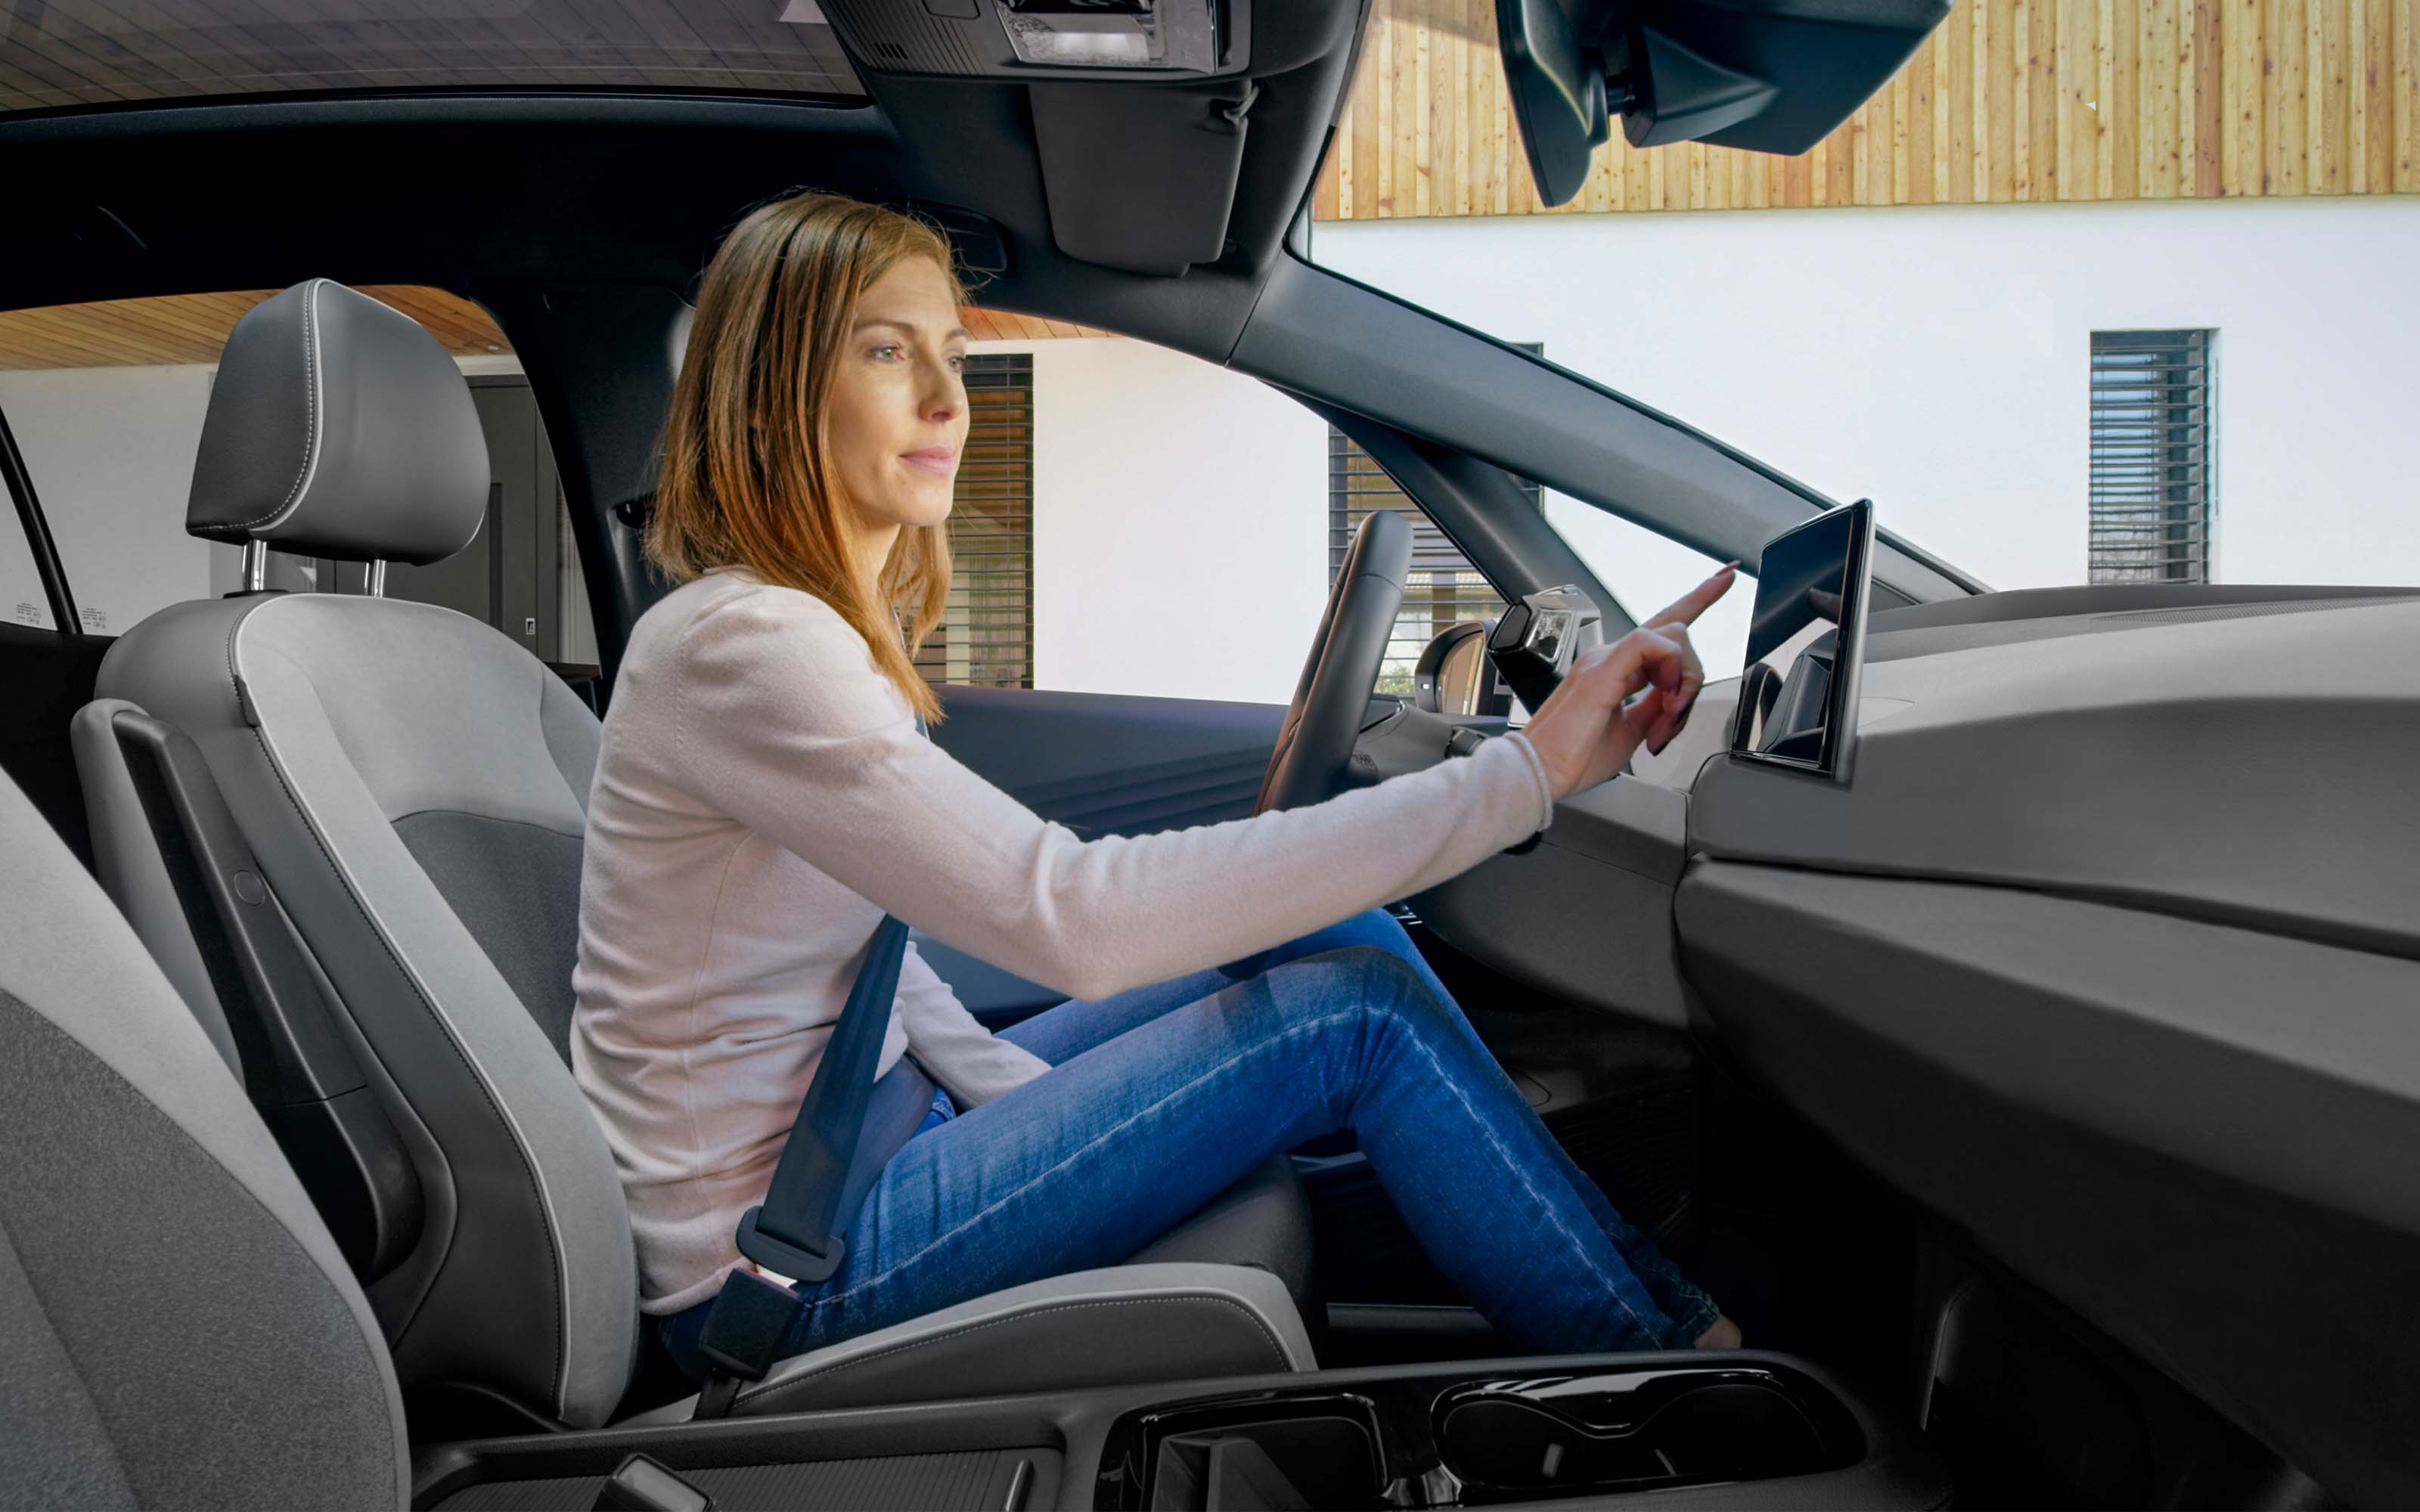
left=1312, top=0, right=2420, bottom=215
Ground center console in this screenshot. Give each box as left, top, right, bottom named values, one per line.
left=412, top=1351, right=1947, bottom=1510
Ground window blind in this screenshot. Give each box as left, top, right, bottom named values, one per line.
left=2090, top=330, right=2215, bottom=584
left=917, top=354, right=1033, bottom=688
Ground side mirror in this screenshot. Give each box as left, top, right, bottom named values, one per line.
left=1413, top=621, right=1510, bottom=719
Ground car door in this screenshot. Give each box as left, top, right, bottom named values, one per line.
left=919, top=683, right=1286, bottom=1022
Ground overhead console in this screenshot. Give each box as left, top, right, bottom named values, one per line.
left=817, top=0, right=1253, bottom=83
left=819, top=0, right=1286, bottom=274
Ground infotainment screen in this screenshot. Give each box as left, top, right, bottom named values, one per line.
left=1730, top=499, right=1876, bottom=779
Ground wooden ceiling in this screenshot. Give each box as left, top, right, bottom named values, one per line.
left=0, top=0, right=861, bottom=115
left=0, top=288, right=1106, bottom=370
left=0, top=287, right=510, bottom=370
left=962, top=309, right=1109, bottom=342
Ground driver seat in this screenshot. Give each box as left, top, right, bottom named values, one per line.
left=73, top=278, right=1315, bottom=1430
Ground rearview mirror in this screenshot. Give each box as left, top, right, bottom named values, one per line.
left=1495, top=0, right=1953, bottom=207
left=1494, top=0, right=1610, bottom=209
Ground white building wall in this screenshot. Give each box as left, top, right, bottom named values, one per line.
left=0, top=364, right=218, bottom=635
left=999, top=335, right=1331, bottom=704
left=1314, top=193, right=2420, bottom=599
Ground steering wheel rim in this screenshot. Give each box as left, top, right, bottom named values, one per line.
left=1254, top=507, right=1413, bottom=816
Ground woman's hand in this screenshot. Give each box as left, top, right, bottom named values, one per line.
left=1520, top=564, right=1738, bottom=801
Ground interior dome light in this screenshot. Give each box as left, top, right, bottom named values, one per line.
left=997, top=0, right=1218, bottom=73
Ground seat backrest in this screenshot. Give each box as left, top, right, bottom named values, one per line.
left=0, top=766, right=406, bottom=1510
left=81, top=280, right=638, bottom=1429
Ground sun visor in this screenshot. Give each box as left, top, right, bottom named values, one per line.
left=1029, top=82, right=1255, bottom=276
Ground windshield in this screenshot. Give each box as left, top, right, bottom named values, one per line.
left=1305, top=2, right=2420, bottom=671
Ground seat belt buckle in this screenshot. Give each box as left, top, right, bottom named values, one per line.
left=734, top=1202, right=846, bottom=1286
left=695, top=1267, right=802, bottom=1384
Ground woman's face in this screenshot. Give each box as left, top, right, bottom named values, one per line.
left=824, top=256, right=970, bottom=538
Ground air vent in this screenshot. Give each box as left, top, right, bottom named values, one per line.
left=873, top=41, right=908, bottom=60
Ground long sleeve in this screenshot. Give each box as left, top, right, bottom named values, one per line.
left=666, top=582, right=1555, bottom=1005
left=895, top=940, right=1049, bottom=1106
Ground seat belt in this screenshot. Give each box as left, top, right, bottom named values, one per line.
left=691, top=715, right=934, bottom=1421
left=691, top=915, right=915, bottom=1419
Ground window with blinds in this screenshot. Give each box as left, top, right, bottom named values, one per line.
left=1328, top=430, right=1541, bottom=697
left=2090, top=330, right=2216, bottom=584
left=917, top=354, right=1034, bottom=688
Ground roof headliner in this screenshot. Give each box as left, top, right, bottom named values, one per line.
left=0, top=0, right=866, bottom=118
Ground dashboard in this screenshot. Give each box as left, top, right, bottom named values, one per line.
left=1417, top=582, right=2420, bottom=1507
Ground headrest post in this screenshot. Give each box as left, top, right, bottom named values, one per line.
left=368, top=561, right=388, bottom=599
left=242, top=541, right=268, bottom=594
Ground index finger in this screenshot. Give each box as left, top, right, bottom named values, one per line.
left=1644, top=562, right=1739, bottom=630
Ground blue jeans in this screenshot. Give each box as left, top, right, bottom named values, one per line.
left=660, top=910, right=1717, bottom=1377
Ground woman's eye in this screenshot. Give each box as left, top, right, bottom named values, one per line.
left=870, top=344, right=902, bottom=361
left=945, top=354, right=966, bottom=373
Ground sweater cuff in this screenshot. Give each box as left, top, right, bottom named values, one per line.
left=1499, top=732, right=1556, bottom=837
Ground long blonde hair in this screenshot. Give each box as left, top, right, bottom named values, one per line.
left=649, top=191, right=966, bottom=723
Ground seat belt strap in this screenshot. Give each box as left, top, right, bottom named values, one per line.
left=692, top=914, right=910, bottom=1417
left=693, top=713, right=930, bottom=1419
left=734, top=912, right=911, bottom=1286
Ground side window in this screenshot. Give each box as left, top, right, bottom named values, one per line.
left=1329, top=428, right=1539, bottom=696
left=916, top=353, right=1034, bottom=689
left=0, top=314, right=219, bottom=637
left=948, top=319, right=1745, bottom=702
left=0, top=288, right=596, bottom=666
left=964, top=319, right=1331, bottom=705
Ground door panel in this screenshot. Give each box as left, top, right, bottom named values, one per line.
left=929, top=683, right=1283, bottom=827
left=917, top=683, right=1285, bottom=1023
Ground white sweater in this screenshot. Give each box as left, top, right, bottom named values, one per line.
left=571, top=568, right=1557, bottom=1314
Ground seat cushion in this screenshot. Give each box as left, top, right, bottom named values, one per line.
left=1123, top=1155, right=1314, bottom=1312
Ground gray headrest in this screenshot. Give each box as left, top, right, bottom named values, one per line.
left=186, top=279, right=489, bottom=565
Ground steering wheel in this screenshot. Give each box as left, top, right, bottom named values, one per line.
left=1254, top=507, right=1413, bottom=815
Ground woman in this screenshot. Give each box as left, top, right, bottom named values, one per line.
left=571, top=191, right=1740, bottom=1380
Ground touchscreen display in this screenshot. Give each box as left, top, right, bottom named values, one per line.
left=1731, top=500, right=1872, bottom=776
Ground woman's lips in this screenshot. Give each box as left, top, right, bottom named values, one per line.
left=900, top=447, right=957, bottom=478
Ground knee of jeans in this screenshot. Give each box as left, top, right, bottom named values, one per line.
left=1288, top=944, right=1443, bottom=1027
